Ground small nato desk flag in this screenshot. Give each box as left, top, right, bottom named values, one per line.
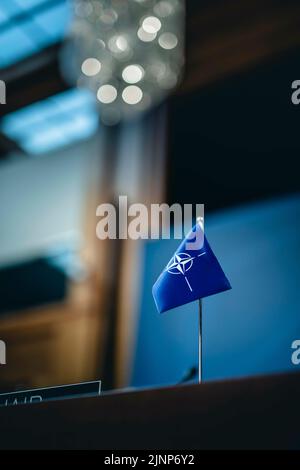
left=152, top=222, right=231, bottom=314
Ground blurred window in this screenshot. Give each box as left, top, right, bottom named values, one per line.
left=0, top=88, right=99, bottom=154
left=0, top=0, right=71, bottom=68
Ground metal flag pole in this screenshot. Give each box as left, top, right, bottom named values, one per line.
left=198, top=299, right=203, bottom=383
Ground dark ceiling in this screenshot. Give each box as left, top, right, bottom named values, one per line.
left=168, top=47, right=300, bottom=212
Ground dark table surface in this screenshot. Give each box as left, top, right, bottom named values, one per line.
left=0, top=371, right=299, bottom=449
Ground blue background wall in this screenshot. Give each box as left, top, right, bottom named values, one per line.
left=131, top=195, right=300, bottom=387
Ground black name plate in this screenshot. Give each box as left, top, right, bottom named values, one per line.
left=0, top=380, right=101, bottom=407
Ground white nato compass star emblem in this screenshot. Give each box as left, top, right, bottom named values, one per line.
left=166, top=251, right=206, bottom=292
left=167, top=253, right=194, bottom=275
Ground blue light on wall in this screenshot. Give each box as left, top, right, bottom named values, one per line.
left=1, top=88, right=99, bottom=155
left=0, top=0, right=71, bottom=68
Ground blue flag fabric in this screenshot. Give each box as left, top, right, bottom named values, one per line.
left=152, top=223, right=231, bottom=313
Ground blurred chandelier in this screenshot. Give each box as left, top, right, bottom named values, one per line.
left=64, top=0, right=185, bottom=124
